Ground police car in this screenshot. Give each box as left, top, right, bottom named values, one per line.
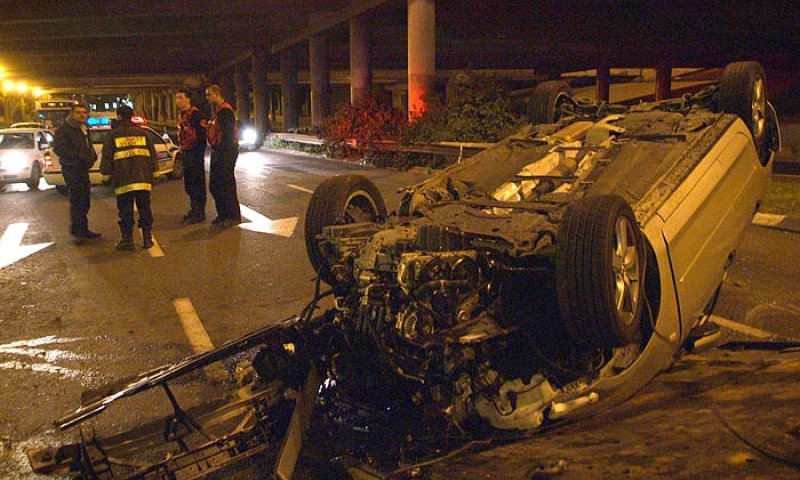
left=43, top=114, right=184, bottom=195
left=0, top=127, right=55, bottom=190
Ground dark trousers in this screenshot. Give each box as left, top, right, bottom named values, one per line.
left=116, top=190, right=153, bottom=233
left=182, top=148, right=206, bottom=215
left=209, top=148, right=240, bottom=221
left=61, top=165, right=91, bottom=234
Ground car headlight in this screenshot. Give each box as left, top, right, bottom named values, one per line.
left=0, top=152, right=29, bottom=173
left=240, top=127, right=258, bottom=145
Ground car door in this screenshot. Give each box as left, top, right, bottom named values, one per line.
left=658, top=127, right=770, bottom=333
left=143, top=128, right=171, bottom=174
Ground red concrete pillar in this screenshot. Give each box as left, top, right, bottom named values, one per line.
left=310, top=33, right=330, bottom=131
left=349, top=13, right=371, bottom=106
left=656, top=63, right=672, bottom=101
left=408, top=0, right=435, bottom=120
left=596, top=63, right=610, bottom=102
left=252, top=48, right=271, bottom=135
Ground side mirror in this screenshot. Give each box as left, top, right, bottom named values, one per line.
left=162, top=134, right=172, bottom=143
left=39, top=143, right=50, bottom=150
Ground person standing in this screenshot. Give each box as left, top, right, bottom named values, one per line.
left=100, top=105, right=159, bottom=250
left=53, top=103, right=101, bottom=242
left=175, top=89, right=208, bottom=224
left=205, top=84, right=241, bottom=227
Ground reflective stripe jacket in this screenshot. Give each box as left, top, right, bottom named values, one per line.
left=177, top=106, right=206, bottom=151
left=207, top=102, right=238, bottom=150
left=100, top=121, right=159, bottom=195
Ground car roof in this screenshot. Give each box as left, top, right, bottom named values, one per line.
left=0, top=128, right=51, bottom=134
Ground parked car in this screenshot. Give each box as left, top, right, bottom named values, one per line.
left=0, top=127, right=54, bottom=190
left=43, top=124, right=185, bottom=195
left=9, top=122, right=49, bottom=129
left=27, top=62, right=780, bottom=479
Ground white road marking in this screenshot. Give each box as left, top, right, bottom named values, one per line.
left=287, top=183, right=314, bottom=194
left=239, top=204, right=298, bottom=237
left=140, top=229, right=164, bottom=257
left=0, top=360, right=82, bottom=378
left=0, top=223, right=53, bottom=270
left=710, top=315, right=775, bottom=339
left=172, top=298, right=228, bottom=382
left=752, top=213, right=786, bottom=227
left=0, top=336, right=86, bottom=378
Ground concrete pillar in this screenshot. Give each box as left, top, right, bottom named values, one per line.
left=596, top=63, right=610, bottom=102
left=153, top=93, right=162, bottom=123
left=219, top=70, right=235, bottom=106
left=252, top=48, right=271, bottom=136
left=280, top=47, right=299, bottom=132
left=407, top=0, right=435, bottom=119
left=310, top=33, right=330, bottom=131
left=655, top=63, right=672, bottom=101
left=349, top=13, right=371, bottom=106
left=235, top=63, right=251, bottom=123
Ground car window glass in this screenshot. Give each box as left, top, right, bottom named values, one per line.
left=0, top=133, right=34, bottom=149
left=89, top=130, right=109, bottom=144
left=144, top=128, right=163, bottom=146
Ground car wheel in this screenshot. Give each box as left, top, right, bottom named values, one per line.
left=528, top=80, right=574, bottom=124
left=556, top=194, right=645, bottom=349
left=55, top=184, right=69, bottom=196
left=167, top=153, right=184, bottom=180
left=27, top=162, right=42, bottom=190
left=719, top=61, right=767, bottom=150
left=305, top=175, right=386, bottom=285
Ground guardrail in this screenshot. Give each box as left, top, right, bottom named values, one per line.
left=269, top=133, right=493, bottom=161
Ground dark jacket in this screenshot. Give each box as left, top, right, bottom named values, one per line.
left=53, top=118, right=97, bottom=169
left=177, top=106, right=207, bottom=152
left=100, top=120, right=159, bottom=195
left=207, top=102, right=238, bottom=151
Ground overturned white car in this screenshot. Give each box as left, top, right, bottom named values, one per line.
left=28, top=62, right=779, bottom=479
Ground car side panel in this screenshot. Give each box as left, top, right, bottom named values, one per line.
left=659, top=126, right=769, bottom=334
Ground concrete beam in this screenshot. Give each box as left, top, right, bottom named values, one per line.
left=271, top=0, right=390, bottom=54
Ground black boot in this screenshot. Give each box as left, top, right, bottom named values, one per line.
left=115, top=231, right=135, bottom=251
left=142, top=229, right=154, bottom=249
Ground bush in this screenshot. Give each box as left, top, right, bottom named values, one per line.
left=321, top=97, right=407, bottom=159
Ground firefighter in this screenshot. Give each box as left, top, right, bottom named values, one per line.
left=100, top=105, right=159, bottom=250
left=205, top=84, right=241, bottom=227
left=175, top=89, right=208, bottom=224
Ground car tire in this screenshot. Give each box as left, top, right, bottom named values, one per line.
left=719, top=61, right=767, bottom=150
left=27, top=162, right=42, bottom=190
left=305, top=175, right=386, bottom=285
left=556, top=194, right=645, bottom=349
left=167, top=152, right=184, bottom=180
left=528, top=80, right=574, bottom=124
left=55, top=184, right=69, bottom=196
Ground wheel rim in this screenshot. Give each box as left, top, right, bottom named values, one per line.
left=342, top=190, right=379, bottom=223
left=751, top=76, right=766, bottom=142
left=612, top=216, right=641, bottom=326
left=553, top=92, right=571, bottom=122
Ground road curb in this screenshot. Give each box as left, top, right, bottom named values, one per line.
left=752, top=213, right=800, bottom=233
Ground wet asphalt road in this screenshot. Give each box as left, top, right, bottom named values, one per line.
left=0, top=149, right=798, bottom=479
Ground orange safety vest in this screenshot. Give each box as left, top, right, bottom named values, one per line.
left=207, top=102, right=238, bottom=147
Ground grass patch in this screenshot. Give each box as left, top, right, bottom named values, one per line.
left=760, top=181, right=800, bottom=215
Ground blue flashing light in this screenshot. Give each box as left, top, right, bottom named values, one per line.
left=87, top=116, right=111, bottom=127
